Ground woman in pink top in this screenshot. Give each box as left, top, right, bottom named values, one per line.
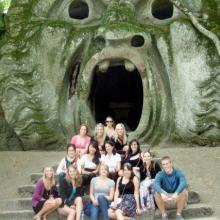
left=70, top=124, right=91, bottom=157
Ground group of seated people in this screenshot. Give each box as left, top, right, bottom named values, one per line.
left=32, top=117, right=188, bottom=220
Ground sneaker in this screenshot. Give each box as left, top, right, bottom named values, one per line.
left=161, top=213, right=168, bottom=220
left=176, top=214, right=184, bottom=220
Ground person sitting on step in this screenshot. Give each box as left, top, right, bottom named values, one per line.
left=32, top=166, right=62, bottom=220
left=100, top=140, right=121, bottom=182
left=139, top=151, right=161, bottom=212
left=104, top=116, right=116, bottom=139
left=108, top=163, right=141, bottom=220
left=70, top=124, right=91, bottom=157
left=122, top=139, right=143, bottom=179
left=78, top=140, right=100, bottom=188
left=111, top=123, right=128, bottom=159
left=58, top=165, right=83, bottom=220
left=154, top=156, right=188, bottom=220
left=56, top=144, right=80, bottom=181
left=90, top=163, right=115, bottom=220
left=91, top=123, right=109, bottom=155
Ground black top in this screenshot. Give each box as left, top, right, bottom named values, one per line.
left=91, top=136, right=110, bottom=152
left=59, top=178, right=83, bottom=206
left=118, top=177, right=134, bottom=195
left=140, top=161, right=161, bottom=181
left=111, top=138, right=126, bottom=156
left=42, top=187, right=59, bottom=200
left=122, top=153, right=143, bottom=168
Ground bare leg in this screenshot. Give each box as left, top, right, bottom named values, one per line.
left=74, top=197, right=83, bottom=220
left=42, top=198, right=62, bottom=219
left=176, top=191, right=187, bottom=214
left=154, top=193, right=166, bottom=215
left=58, top=205, right=76, bottom=220
left=115, top=209, right=124, bottom=220
left=34, top=198, right=61, bottom=219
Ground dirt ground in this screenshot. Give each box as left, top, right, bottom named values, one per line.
left=0, top=145, right=220, bottom=218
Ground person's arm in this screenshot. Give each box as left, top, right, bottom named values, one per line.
left=175, top=170, right=187, bottom=194
left=153, top=171, right=163, bottom=194
left=105, top=180, right=115, bottom=201
left=116, top=154, right=121, bottom=172
left=154, top=171, right=170, bottom=201
left=32, top=179, right=44, bottom=203
left=92, top=163, right=100, bottom=174
left=80, top=155, right=89, bottom=174
left=112, top=177, right=121, bottom=209
left=56, top=158, right=66, bottom=175
left=89, top=178, right=98, bottom=206
left=133, top=176, right=141, bottom=214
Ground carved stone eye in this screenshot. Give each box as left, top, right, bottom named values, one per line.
left=69, top=1, right=89, bottom=19
left=152, top=0, right=174, bottom=20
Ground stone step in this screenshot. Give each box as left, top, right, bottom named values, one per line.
left=154, top=203, right=213, bottom=219
left=4, top=198, right=32, bottom=211
left=0, top=203, right=213, bottom=220
left=17, top=185, right=34, bottom=197
left=0, top=210, right=63, bottom=220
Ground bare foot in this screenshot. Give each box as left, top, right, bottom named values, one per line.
left=33, top=215, right=41, bottom=220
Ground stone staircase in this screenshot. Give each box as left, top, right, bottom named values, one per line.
left=0, top=168, right=216, bottom=220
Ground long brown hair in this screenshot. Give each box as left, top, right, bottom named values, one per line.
left=142, top=151, right=156, bottom=172
left=66, top=165, right=82, bottom=187
left=42, top=166, right=55, bottom=190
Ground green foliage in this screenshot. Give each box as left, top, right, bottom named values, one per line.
left=0, top=0, right=11, bottom=13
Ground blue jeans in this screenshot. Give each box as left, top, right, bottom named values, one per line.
left=90, top=195, right=110, bottom=220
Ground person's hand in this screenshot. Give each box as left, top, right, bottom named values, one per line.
left=93, top=199, right=99, bottom=206
left=161, top=193, right=169, bottom=201
left=70, top=204, right=76, bottom=209
left=111, top=202, right=117, bottom=210
left=171, top=193, right=178, bottom=200
left=123, top=145, right=129, bottom=152
left=118, top=169, right=123, bottom=176
left=136, top=208, right=142, bottom=215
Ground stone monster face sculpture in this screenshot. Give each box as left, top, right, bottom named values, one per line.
left=0, top=0, right=220, bottom=149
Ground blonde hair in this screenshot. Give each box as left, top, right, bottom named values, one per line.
left=42, top=166, right=55, bottom=190
left=114, top=123, right=127, bottom=144
left=66, top=165, right=82, bottom=187
left=99, top=163, right=109, bottom=176
left=94, top=123, right=107, bottom=143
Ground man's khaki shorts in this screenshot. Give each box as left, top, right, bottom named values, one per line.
left=162, top=189, right=188, bottom=210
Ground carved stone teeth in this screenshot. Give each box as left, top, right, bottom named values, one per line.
left=124, top=60, right=135, bottom=72
left=98, top=60, right=110, bottom=72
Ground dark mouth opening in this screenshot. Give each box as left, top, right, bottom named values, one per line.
left=89, top=62, right=143, bottom=131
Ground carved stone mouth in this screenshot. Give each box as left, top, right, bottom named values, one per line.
left=89, top=58, right=143, bottom=131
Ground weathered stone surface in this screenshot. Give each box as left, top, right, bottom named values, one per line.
left=0, top=0, right=220, bottom=149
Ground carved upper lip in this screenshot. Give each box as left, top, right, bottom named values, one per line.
left=82, top=47, right=146, bottom=83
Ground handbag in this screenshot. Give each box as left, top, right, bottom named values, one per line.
left=110, top=177, right=127, bottom=208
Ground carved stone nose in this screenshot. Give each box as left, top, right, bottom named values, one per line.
left=131, top=35, right=145, bottom=47
left=95, top=29, right=145, bottom=48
